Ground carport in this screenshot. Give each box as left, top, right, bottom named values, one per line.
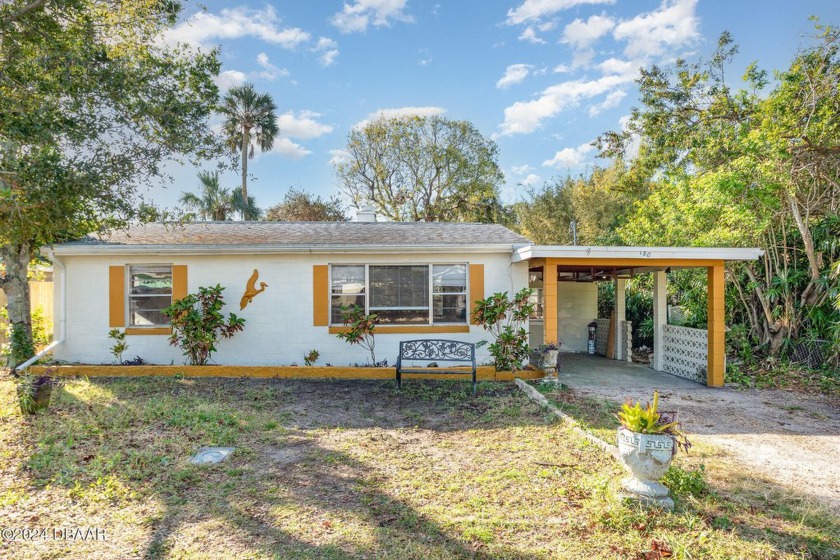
left=513, top=246, right=763, bottom=387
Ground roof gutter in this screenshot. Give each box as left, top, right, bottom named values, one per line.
left=50, top=243, right=527, bottom=257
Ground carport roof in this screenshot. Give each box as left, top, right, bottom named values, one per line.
left=513, top=245, right=763, bottom=264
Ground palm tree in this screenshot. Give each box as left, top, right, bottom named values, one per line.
left=222, top=83, right=278, bottom=220
left=232, top=187, right=262, bottom=220
left=180, top=171, right=234, bottom=221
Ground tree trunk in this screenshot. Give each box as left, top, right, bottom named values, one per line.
left=0, top=242, right=35, bottom=372
left=241, top=126, right=250, bottom=221
left=787, top=192, right=822, bottom=307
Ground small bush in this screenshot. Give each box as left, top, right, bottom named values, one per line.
left=163, top=285, right=245, bottom=366
left=335, top=305, right=379, bottom=364
left=304, top=349, right=320, bottom=366
left=472, top=288, right=533, bottom=372
left=662, top=465, right=708, bottom=498
left=108, top=328, right=128, bottom=364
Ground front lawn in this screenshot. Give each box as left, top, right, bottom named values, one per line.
left=0, top=377, right=837, bottom=559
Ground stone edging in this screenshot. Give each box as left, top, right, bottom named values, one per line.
left=514, top=378, right=619, bottom=460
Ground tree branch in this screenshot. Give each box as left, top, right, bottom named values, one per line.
left=0, top=0, right=49, bottom=25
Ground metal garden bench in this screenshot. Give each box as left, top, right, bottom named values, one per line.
left=395, top=339, right=477, bottom=395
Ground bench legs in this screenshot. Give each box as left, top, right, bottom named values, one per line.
left=395, top=370, right=476, bottom=395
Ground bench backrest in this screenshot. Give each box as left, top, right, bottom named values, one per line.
left=398, top=339, right=475, bottom=364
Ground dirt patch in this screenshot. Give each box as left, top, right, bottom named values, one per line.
left=569, top=384, right=840, bottom=513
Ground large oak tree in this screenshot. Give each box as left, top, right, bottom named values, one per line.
left=334, top=115, right=506, bottom=223
left=0, top=0, right=222, bottom=369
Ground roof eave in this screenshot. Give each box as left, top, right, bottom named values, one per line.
left=512, top=245, right=764, bottom=263
left=49, top=243, right=526, bottom=256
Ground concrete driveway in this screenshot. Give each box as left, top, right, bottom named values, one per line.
left=556, top=352, right=703, bottom=391
left=553, top=352, right=840, bottom=514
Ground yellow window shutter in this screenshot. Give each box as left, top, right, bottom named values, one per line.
left=173, top=265, right=188, bottom=301
left=313, top=265, right=329, bottom=326
left=109, top=266, right=125, bottom=327
left=469, top=264, right=484, bottom=325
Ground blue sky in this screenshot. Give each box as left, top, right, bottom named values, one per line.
left=154, top=0, right=837, bottom=215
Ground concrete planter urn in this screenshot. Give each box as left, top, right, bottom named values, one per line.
left=529, top=341, right=562, bottom=375
left=617, top=427, right=675, bottom=509
left=615, top=392, right=688, bottom=509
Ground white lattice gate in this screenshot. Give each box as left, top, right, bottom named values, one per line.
left=661, top=325, right=708, bottom=383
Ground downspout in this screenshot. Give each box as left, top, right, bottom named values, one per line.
left=15, top=248, right=65, bottom=373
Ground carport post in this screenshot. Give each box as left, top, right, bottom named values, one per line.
left=652, top=270, right=667, bottom=372
left=544, top=262, right=558, bottom=345
left=614, top=278, right=626, bottom=360
left=707, top=265, right=725, bottom=387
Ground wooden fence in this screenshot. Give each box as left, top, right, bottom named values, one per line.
left=0, top=280, right=54, bottom=345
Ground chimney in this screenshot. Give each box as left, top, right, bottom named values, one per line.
left=354, top=205, right=376, bottom=222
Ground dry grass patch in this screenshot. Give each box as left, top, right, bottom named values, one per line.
left=0, top=376, right=837, bottom=559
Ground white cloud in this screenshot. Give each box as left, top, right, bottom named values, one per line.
left=256, top=52, right=290, bottom=81
left=496, top=64, right=532, bottom=89
left=561, top=14, right=615, bottom=49
left=552, top=63, right=571, bottom=74
left=317, top=37, right=338, bottom=49
left=613, top=0, right=700, bottom=58
left=520, top=173, right=542, bottom=186
left=355, top=106, right=447, bottom=128
left=214, top=69, right=247, bottom=91
left=418, top=48, right=432, bottom=66
left=314, top=37, right=340, bottom=66
left=518, top=26, right=546, bottom=44
left=511, top=164, right=535, bottom=175
left=596, top=57, right=641, bottom=79
left=276, top=110, right=334, bottom=140
left=498, top=74, right=634, bottom=136
left=571, top=48, right=596, bottom=68
left=331, top=0, right=414, bottom=34
left=163, top=6, right=310, bottom=49
left=588, top=89, right=627, bottom=115
left=543, top=142, right=595, bottom=168
left=272, top=138, right=312, bottom=160
left=320, top=49, right=340, bottom=66
left=329, top=149, right=351, bottom=166
left=506, top=0, right=615, bottom=26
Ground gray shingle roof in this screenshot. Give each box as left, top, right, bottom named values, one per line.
left=63, top=221, right=531, bottom=247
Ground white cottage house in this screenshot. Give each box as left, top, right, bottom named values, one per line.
left=40, top=220, right=762, bottom=386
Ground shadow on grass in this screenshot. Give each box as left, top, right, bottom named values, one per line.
left=5, top=376, right=837, bottom=559
left=7, top=376, right=551, bottom=559
left=534, top=382, right=840, bottom=558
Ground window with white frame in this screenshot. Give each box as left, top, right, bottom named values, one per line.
left=330, top=264, right=468, bottom=325
left=128, top=265, right=173, bottom=327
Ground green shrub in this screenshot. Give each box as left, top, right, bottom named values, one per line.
left=1, top=305, right=52, bottom=366
left=162, top=285, right=245, bottom=366
left=335, top=305, right=379, bottom=365
left=662, top=465, right=709, bottom=498
left=108, top=328, right=128, bottom=364
left=473, top=288, right=534, bottom=372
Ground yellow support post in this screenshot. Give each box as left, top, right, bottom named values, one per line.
left=544, top=262, right=558, bottom=344
left=707, top=265, right=725, bottom=387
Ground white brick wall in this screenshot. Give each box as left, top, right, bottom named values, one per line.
left=53, top=252, right=526, bottom=366
left=556, top=282, right=598, bottom=353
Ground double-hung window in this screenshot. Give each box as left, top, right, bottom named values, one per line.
left=128, top=265, right=173, bottom=327
left=330, top=264, right=467, bottom=325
